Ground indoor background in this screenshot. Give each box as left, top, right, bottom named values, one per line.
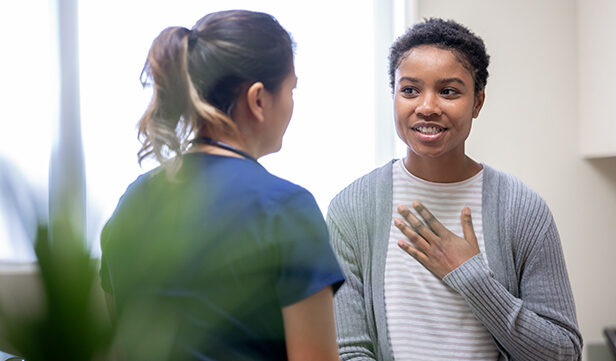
left=0, top=0, right=614, bottom=360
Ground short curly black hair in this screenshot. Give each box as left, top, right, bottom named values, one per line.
left=389, top=18, right=490, bottom=95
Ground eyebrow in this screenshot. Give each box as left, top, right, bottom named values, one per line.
left=399, top=76, right=423, bottom=84
left=398, top=76, right=467, bottom=86
left=439, top=77, right=466, bottom=86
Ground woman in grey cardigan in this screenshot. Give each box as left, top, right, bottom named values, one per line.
left=327, top=18, right=582, bottom=361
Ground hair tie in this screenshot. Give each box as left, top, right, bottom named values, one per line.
left=188, top=29, right=199, bottom=50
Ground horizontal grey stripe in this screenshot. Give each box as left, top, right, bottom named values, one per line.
left=386, top=319, right=490, bottom=333
left=391, top=201, right=482, bottom=212
left=384, top=296, right=468, bottom=311
left=386, top=306, right=476, bottom=320
left=391, top=344, right=497, bottom=361
left=385, top=306, right=480, bottom=319
left=393, top=191, right=483, bottom=204
left=392, top=340, right=497, bottom=352
left=391, top=332, right=496, bottom=345
left=393, top=188, right=482, bottom=200
left=384, top=280, right=463, bottom=298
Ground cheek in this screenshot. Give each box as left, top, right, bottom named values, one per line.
left=394, top=94, right=416, bottom=113
left=283, top=97, right=293, bottom=127
left=445, top=101, right=474, bottom=125
left=393, top=110, right=411, bottom=143
left=394, top=98, right=412, bottom=126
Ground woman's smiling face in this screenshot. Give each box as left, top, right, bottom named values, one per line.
left=394, top=45, right=485, bottom=162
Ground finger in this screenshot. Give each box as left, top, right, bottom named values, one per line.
left=397, top=239, right=429, bottom=264
left=394, top=218, right=431, bottom=252
left=461, top=207, right=479, bottom=247
left=396, top=204, right=437, bottom=241
left=412, top=201, right=447, bottom=236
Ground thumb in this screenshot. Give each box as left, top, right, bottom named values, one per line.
left=461, top=207, right=478, bottom=246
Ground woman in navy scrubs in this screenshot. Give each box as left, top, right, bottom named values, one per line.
left=100, top=10, right=344, bottom=361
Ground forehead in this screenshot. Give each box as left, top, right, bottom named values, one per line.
left=396, top=45, right=473, bottom=81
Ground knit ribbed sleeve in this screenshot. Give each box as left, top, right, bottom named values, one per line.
left=443, top=172, right=582, bottom=361
left=327, top=169, right=381, bottom=361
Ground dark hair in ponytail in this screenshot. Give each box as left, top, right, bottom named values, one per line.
left=137, top=10, right=295, bottom=172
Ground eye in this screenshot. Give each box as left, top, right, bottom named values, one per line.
left=400, top=86, right=419, bottom=96
left=441, top=88, right=459, bottom=97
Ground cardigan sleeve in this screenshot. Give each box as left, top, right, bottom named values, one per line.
left=327, top=202, right=378, bottom=361
left=443, top=216, right=582, bottom=360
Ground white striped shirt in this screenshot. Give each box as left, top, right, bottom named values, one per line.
left=384, top=159, right=498, bottom=361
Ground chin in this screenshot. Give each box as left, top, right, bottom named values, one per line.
left=408, top=146, right=448, bottom=160
left=265, top=143, right=283, bottom=156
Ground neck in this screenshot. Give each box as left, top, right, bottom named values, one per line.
left=189, top=135, right=258, bottom=160
left=403, top=150, right=481, bottom=183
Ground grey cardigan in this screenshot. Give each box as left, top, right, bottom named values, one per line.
left=326, top=161, right=582, bottom=361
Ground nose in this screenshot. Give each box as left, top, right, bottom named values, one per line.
left=416, top=92, right=441, bottom=118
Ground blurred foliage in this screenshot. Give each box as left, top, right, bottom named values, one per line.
left=0, top=161, right=112, bottom=361
left=0, top=160, right=189, bottom=361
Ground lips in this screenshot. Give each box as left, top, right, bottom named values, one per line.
left=411, top=124, right=447, bottom=141
left=412, top=125, right=445, bottom=134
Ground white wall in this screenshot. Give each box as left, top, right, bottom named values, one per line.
left=410, top=0, right=616, bottom=355
left=578, top=0, right=616, bottom=157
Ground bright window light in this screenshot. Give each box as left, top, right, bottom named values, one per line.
left=0, top=0, right=55, bottom=261
left=0, top=0, right=381, bottom=260
left=79, top=1, right=376, bottom=256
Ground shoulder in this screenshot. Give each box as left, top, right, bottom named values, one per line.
left=107, top=168, right=161, bottom=219
left=327, top=160, right=394, bottom=220
left=190, top=155, right=316, bottom=210
left=326, top=160, right=394, bottom=249
left=482, top=164, right=555, bottom=242
left=483, top=164, right=551, bottom=216
left=251, top=164, right=319, bottom=211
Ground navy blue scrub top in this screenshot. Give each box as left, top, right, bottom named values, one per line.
left=100, top=153, right=344, bottom=360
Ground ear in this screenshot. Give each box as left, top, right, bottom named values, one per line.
left=473, top=89, right=485, bottom=118
left=245, top=82, right=267, bottom=122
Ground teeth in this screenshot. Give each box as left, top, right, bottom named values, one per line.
left=416, top=127, right=443, bottom=135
